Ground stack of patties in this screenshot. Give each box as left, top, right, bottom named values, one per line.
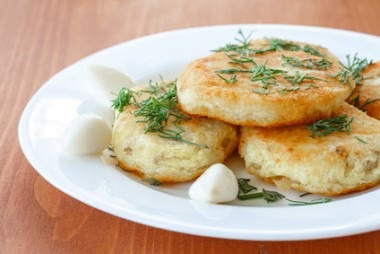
left=111, top=80, right=238, bottom=183
left=177, top=37, right=380, bottom=196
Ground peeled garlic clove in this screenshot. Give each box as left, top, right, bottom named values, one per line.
left=63, top=115, right=112, bottom=155
left=188, top=163, right=238, bottom=203
left=88, top=65, right=135, bottom=100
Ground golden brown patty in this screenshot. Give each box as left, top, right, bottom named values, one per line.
left=111, top=81, right=238, bottom=183
left=239, top=103, right=380, bottom=196
left=177, top=38, right=355, bottom=127
left=348, top=60, right=380, bottom=120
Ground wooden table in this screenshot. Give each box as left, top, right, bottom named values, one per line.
left=2, top=0, right=380, bottom=253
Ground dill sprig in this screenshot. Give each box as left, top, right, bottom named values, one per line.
left=349, top=95, right=380, bottom=111
left=216, top=73, right=237, bottom=83
left=282, top=55, right=332, bottom=69
left=237, top=178, right=332, bottom=205
left=111, top=88, right=136, bottom=113
left=251, top=61, right=286, bottom=83
left=287, top=197, right=332, bottom=206
left=268, top=38, right=302, bottom=51
left=341, top=54, right=371, bottom=85
left=307, top=114, right=354, bottom=138
left=329, top=68, right=353, bottom=91
left=238, top=178, right=257, bottom=194
left=212, top=28, right=253, bottom=53
left=111, top=80, right=208, bottom=148
left=303, top=45, right=324, bottom=57
left=254, top=39, right=323, bottom=56
left=133, top=84, right=187, bottom=133
left=284, top=71, right=326, bottom=86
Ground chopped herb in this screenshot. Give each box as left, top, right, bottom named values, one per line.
left=212, top=28, right=253, bottom=53
left=330, top=69, right=352, bottom=84
left=303, top=45, right=323, bottom=56
left=360, top=98, right=380, bottom=109
left=349, top=95, right=380, bottom=111
left=251, top=61, right=286, bottom=84
left=262, top=189, right=286, bottom=203
left=307, top=114, right=354, bottom=138
left=238, top=189, right=284, bottom=202
left=238, top=178, right=257, bottom=194
left=143, top=177, right=162, bottom=186
left=158, top=125, right=208, bottom=148
left=236, top=178, right=332, bottom=206
left=282, top=55, right=332, bottom=69
left=276, top=86, right=300, bottom=94
left=132, top=83, right=188, bottom=133
left=216, top=73, right=237, bottom=83
left=226, top=53, right=255, bottom=65
left=112, top=80, right=208, bottom=148
left=254, top=39, right=323, bottom=56
left=111, top=88, right=136, bottom=113
left=267, top=38, right=302, bottom=52
left=287, top=197, right=332, bottom=206
left=341, top=54, right=371, bottom=85
left=299, top=192, right=311, bottom=197
left=215, top=68, right=251, bottom=74
left=354, top=136, right=368, bottom=144
left=284, top=71, right=326, bottom=86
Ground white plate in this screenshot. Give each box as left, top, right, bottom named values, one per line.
left=19, top=24, right=380, bottom=241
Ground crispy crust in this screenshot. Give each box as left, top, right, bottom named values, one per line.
left=239, top=103, right=380, bottom=196
left=177, top=38, right=354, bottom=127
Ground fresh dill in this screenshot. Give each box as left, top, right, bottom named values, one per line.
left=111, top=80, right=208, bottom=148
left=215, top=68, right=252, bottom=74
left=354, top=136, right=368, bottom=144
left=111, top=87, right=136, bottom=113
left=216, top=73, right=237, bottom=83
left=287, top=197, right=332, bottom=206
left=254, top=39, right=323, bottom=56
left=238, top=178, right=257, bottom=194
left=330, top=69, right=352, bottom=87
left=226, top=53, right=255, bottom=64
left=307, top=114, right=354, bottom=138
left=268, top=38, right=302, bottom=51
left=349, top=95, right=380, bottom=111
left=284, top=71, right=326, bottom=86
left=251, top=61, right=286, bottom=84
left=359, top=98, right=380, bottom=109
left=303, top=44, right=324, bottom=57
left=341, top=54, right=371, bottom=85
left=276, top=86, right=301, bottom=94
left=282, top=55, right=332, bottom=69
left=237, top=178, right=332, bottom=205
left=212, top=28, right=253, bottom=53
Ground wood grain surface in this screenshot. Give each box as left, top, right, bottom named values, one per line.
left=1, top=0, right=380, bottom=253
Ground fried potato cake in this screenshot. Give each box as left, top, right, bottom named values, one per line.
left=111, top=81, right=238, bottom=183
left=177, top=38, right=355, bottom=127
left=239, top=103, right=380, bottom=196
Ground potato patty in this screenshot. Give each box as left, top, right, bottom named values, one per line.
left=177, top=38, right=355, bottom=127
left=239, top=103, right=380, bottom=196
left=111, top=81, right=238, bottom=183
